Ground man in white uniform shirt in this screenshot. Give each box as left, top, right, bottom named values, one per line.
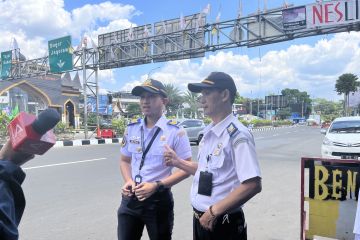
left=164, top=72, right=262, bottom=240
left=118, top=79, right=192, bottom=240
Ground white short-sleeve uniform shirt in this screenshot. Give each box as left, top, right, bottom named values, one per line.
left=121, top=115, right=192, bottom=183
left=191, top=114, right=261, bottom=212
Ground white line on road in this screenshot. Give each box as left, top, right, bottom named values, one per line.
left=23, top=158, right=107, bottom=170
left=273, top=134, right=279, bottom=137
left=255, top=137, right=265, bottom=140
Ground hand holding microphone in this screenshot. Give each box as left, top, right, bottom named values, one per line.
left=8, top=108, right=61, bottom=155
left=1, top=108, right=61, bottom=165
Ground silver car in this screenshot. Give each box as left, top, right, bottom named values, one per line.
left=179, top=119, right=205, bottom=144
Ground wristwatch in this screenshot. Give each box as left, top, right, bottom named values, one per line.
left=156, top=180, right=165, bottom=192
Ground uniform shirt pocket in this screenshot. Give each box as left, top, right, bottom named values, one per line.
left=128, top=144, right=142, bottom=162
left=209, top=153, right=225, bottom=169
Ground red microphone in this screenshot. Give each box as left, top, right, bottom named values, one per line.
left=8, top=108, right=61, bottom=155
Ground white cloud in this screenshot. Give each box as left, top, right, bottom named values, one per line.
left=123, top=32, right=360, bottom=100
left=0, top=0, right=138, bottom=58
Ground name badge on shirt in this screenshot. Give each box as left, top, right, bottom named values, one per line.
left=129, top=136, right=140, bottom=144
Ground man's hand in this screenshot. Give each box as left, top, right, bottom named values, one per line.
left=134, top=182, right=157, bottom=201
left=163, top=144, right=181, bottom=167
left=121, top=179, right=135, bottom=197
left=199, top=208, right=218, bottom=231
left=0, top=140, right=34, bottom=166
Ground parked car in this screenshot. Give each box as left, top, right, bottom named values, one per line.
left=321, top=116, right=360, bottom=159
left=179, top=119, right=206, bottom=144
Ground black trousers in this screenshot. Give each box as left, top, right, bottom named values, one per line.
left=193, top=208, right=247, bottom=240
left=117, top=190, right=174, bottom=240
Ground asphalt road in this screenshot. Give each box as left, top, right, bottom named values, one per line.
left=18, top=126, right=324, bottom=240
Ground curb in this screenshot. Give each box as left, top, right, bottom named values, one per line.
left=54, top=138, right=122, bottom=147
left=250, top=125, right=299, bottom=132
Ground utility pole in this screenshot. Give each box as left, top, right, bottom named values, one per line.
left=301, top=100, right=304, bottom=118
left=82, top=45, right=88, bottom=139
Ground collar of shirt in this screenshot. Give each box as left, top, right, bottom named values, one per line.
left=203, top=113, right=235, bottom=138
left=140, top=115, right=167, bottom=132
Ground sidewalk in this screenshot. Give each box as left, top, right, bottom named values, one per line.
left=54, top=130, right=121, bottom=147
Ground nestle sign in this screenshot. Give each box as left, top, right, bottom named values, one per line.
left=306, top=0, right=360, bottom=28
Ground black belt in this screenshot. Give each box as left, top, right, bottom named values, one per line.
left=193, top=207, right=244, bottom=223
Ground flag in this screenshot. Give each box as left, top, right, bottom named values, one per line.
left=12, top=38, right=19, bottom=50
left=238, top=0, right=243, bottom=18
left=83, top=36, right=88, bottom=48
left=203, top=3, right=211, bottom=15
left=90, top=38, right=98, bottom=49
left=180, top=13, right=186, bottom=30
left=144, top=26, right=151, bottom=37
left=12, top=38, right=19, bottom=60
left=162, top=21, right=167, bottom=34
left=68, top=45, right=74, bottom=54
left=195, top=13, right=202, bottom=33
left=216, top=12, right=221, bottom=23
left=211, top=26, right=218, bottom=35
left=283, top=1, right=289, bottom=8
left=128, top=25, right=134, bottom=41
left=143, top=43, right=148, bottom=52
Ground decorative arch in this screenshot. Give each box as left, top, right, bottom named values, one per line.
left=64, top=99, right=76, bottom=128
left=0, top=80, right=53, bottom=106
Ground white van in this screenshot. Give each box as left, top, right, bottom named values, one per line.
left=321, top=116, right=360, bottom=159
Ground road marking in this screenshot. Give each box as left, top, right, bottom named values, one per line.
left=273, top=134, right=279, bottom=137
left=255, top=137, right=265, bottom=140
left=286, top=132, right=291, bottom=134
left=23, top=158, right=107, bottom=170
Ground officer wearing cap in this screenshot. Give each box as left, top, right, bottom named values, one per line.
left=163, top=72, right=262, bottom=240
left=117, top=78, right=192, bottom=240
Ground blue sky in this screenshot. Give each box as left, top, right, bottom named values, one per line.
left=1, top=0, right=360, bottom=101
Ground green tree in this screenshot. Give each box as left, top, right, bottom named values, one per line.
left=335, top=73, right=360, bottom=116
left=126, top=103, right=141, bottom=118
left=163, top=83, right=183, bottom=116
left=183, top=90, right=199, bottom=118
left=276, top=107, right=291, bottom=120
left=281, top=88, right=312, bottom=117
left=234, top=93, right=248, bottom=104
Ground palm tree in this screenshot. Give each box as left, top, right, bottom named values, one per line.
left=335, top=73, right=360, bottom=116
left=183, top=90, right=200, bottom=118
left=163, top=83, right=183, bottom=117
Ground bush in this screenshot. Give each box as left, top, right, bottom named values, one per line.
left=112, top=118, right=127, bottom=136
left=203, top=117, right=212, bottom=125
left=273, top=120, right=292, bottom=126
left=54, top=122, right=67, bottom=134
left=0, top=112, right=10, bottom=138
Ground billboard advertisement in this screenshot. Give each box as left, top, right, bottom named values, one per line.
left=87, top=95, right=112, bottom=115
left=306, top=0, right=360, bottom=29
left=283, top=6, right=307, bottom=31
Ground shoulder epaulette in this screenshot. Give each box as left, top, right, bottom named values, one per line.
left=226, top=122, right=238, bottom=137
left=167, top=119, right=180, bottom=128
left=128, top=118, right=141, bottom=126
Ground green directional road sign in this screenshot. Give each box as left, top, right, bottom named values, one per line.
left=1, top=51, right=12, bottom=80
left=48, top=35, right=73, bottom=73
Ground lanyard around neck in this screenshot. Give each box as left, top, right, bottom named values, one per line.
left=139, top=127, right=161, bottom=171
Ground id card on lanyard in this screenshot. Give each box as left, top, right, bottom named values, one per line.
left=198, top=154, right=213, bottom=196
